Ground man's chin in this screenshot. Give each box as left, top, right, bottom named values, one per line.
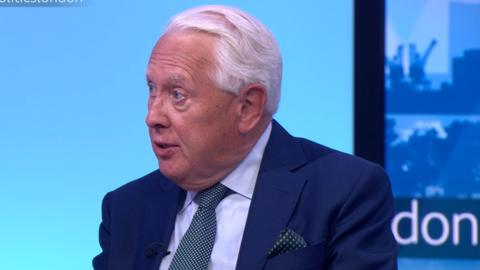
left=157, top=163, right=222, bottom=191
left=158, top=163, right=182, bottom=180
left=157, top=164, right=189, bottom=188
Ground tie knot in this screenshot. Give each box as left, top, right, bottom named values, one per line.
left=195, top=183, right=231, bottom=210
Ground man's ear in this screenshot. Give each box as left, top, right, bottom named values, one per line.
left=237, top=84, right=267, bottom=133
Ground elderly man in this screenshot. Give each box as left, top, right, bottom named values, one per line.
left=93, top=5, right=397, bottom=270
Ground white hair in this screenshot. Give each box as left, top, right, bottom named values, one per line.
left=164, top=5, right=282, bottom=115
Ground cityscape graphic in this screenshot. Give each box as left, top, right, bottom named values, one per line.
left=385, top=0, right=480, bottom=199
left=385, top=0, right=480, bottom=267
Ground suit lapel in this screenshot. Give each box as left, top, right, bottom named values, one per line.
left=236, top=121, right=308, bottom=270
left=135, top=174, right=186, bottom=270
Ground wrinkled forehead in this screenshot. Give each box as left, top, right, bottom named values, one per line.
left=150, top=31, right=217, bottom=61
left=146, top=31, right=217, bottom=80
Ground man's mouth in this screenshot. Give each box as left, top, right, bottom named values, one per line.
left=153, top=142, right=179, bottom=157
left=156, top=143, right=173, bottom=149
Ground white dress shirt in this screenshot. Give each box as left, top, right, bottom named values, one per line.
left=159, top=123, right=272, bottom=270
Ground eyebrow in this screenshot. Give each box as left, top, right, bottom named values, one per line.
left=167, top=74, right=187, bottom=85
left=146, top=73, right=190, bottom=89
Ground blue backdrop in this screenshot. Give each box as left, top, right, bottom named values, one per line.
left=0, top=1, right=352, bottom=269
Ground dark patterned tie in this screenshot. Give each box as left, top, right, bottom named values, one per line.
left=169, top=183, right=231, bottom=270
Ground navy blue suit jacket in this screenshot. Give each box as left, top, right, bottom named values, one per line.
left=93, top=121, right=397, bottom=270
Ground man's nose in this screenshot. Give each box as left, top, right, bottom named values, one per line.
left=146, top=97, right=170, bottom=129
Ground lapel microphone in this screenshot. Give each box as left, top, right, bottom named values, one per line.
left=146, top=242, right=171, bottom=258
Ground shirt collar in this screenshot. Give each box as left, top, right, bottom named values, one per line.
left=221, top=122, right=272, bottom=199
left=180, top=122, right=272, bottom=211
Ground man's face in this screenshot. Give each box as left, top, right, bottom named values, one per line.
left=146, top=32, right=245, bottom=191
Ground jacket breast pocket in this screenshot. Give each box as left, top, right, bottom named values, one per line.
left=263, top=241, right=326, bottom=270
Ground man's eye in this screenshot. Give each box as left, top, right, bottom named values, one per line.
left=170, top=88, right=186, bottom=102
left=147, top=83, right=155, bottom=93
